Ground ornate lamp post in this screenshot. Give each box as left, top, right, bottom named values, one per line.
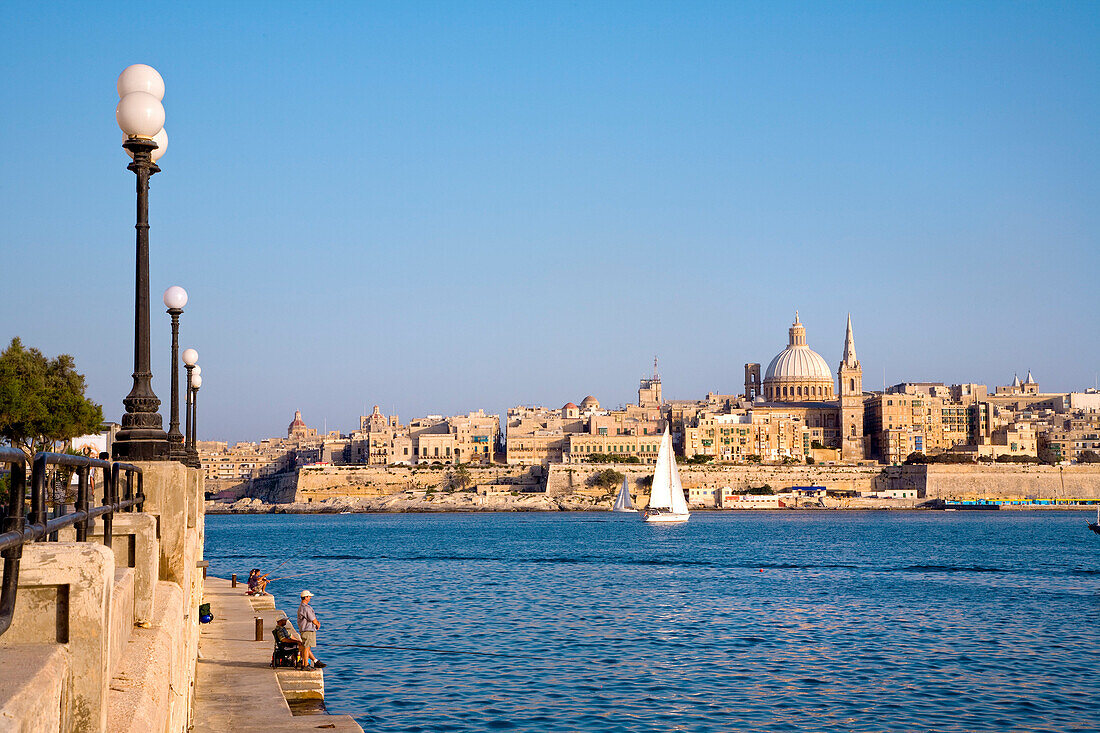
left=112, top=64, right=171, bottom=461
left=182, top=349, right=198, bottom=466
left=163, top=286, right=188, bottom=461
left=190, top=372, right=203, bottom=460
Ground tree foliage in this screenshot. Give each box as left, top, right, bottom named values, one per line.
left=445, top=463, right=473, bottom=491
left=1078, top=450, right=1100, bottom=464
left=583, top=453, right=641, bottom=464
left=589, top=468, right=625, bottom=493
left=0, top=338, right=103, bottom=458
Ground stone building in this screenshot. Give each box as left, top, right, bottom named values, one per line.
left=864, top=390, right=971, bottom=464
left=508, top=368, right=668, bottom=465
left=681, top=409, right=812, bottom=463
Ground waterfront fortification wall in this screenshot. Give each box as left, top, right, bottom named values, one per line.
left=891, top=464, right=1100, bottom=500
left=216, top=462, right=1100, bottom=510
left=545, top=463, right=886, bottom=497
left=226, top=464, right=544, bottom=504
left=0, top=462, right=206, bottom=733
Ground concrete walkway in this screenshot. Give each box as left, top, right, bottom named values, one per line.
left=193, top=577, right=363, bottom=732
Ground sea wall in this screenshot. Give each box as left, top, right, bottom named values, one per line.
left=224, top=464, right=543, bottom=504
left=546, top=463, right=886, bottom=497
left=894, top=464, right=1100, bottom=500
left=216, top=462, right=1100, bottom=509
left=0, top=462, right=206, bottom=733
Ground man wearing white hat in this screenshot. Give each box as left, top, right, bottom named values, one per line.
left=297, top=590, right=326, bottom=669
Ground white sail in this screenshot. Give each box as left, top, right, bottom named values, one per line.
left=645, top=428, right=689, bottom=521
left=668, top=447, right=689, bottom=515
left=648, top=429, right=674, bottom=509
left=612, top=477, right=636, bottom=511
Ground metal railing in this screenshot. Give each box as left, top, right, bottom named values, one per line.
left=0, top=448, right=144, bottom=637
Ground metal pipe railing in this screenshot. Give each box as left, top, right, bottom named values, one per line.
left=0, top=450, right=145, bottom=637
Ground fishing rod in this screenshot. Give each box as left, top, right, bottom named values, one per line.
left=267, top=568, right=338, bottom=582
left=264, top=531, right=336, bottom=576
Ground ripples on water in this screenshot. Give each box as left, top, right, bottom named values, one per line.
left=205, top=512, right=1100, bottom=732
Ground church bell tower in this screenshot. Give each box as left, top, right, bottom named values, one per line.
left=837, top=314, right=864, bottom=461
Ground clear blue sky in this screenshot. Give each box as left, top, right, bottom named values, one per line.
left=2, top=1, right=1098, bottom=443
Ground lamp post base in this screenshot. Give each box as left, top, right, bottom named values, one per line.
left=112, top=430, right=170, bottom=461
left=168, top=437, right=189, bottom=464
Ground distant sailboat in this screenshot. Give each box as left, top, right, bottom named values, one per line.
left=643, top=428, right=689, bottom=523
left=1089, top=506, right=1100, bottom=535
left=612, top=477, right=637, bottom=513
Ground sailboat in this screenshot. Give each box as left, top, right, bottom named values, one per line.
left=612, top=477, right=637, bottom=513
left=643, top=428, right=690, bottom=523
left=1088, top=506, right=1100, bottom=535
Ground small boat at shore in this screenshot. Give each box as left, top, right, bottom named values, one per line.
left=612, top=477, right=637, bottom=513
left=643, top=428, right=689, bottom=524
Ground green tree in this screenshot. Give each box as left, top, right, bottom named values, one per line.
left=588, top=468, right=625, bottom=493
left=1037, top=437, right=1059, bottom=465
left=1078, top=450, right=1100, bottom=464
left=0, top=338, right=103, bottom=460
left=445, top=463, right=473, bottom=491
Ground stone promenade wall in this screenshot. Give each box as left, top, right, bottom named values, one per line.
left=0, top=462, right=206, bottom=733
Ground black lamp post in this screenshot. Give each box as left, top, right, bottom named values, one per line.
left=190, top=372, right=202, bottom=461
left=182, top=350, right=198, bottom=467
left=164, top=287, right=188, bottom=461
left=112, top=64, right=170, bottom=461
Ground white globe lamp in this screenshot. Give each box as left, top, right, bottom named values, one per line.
left=116, top=92, right=165, bottom=139
left=117, top=64, right=165, bottom=101
left=163, top=285, right=188, bottom=310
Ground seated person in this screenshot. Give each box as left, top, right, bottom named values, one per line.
left=247, top=569, right=270, bottom=596
left=272, top=612, right=303, bottom=667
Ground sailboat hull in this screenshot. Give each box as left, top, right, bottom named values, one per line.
left=644, top=511, right=689, bottom=523
left=612, top=508, right=639, bottom=513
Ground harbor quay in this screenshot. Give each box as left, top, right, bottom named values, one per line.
left=0, top=457, right=363, bottom=732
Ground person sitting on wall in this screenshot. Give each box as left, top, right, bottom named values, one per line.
left=271, top=612, right=303, bottom=668
left=247, top=568, right=270, bottom=596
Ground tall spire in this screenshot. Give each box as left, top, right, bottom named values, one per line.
left=842, top=313, right=858, bottom=367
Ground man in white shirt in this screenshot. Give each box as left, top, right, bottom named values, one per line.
left=297, top=590, right=326, bottom=669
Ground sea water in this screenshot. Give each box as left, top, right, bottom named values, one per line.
left=205, top=511, right=1100, bottom=732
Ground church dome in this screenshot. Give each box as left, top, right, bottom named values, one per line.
left=760, top=312, right=836, bottom=402
left=580, top=395, right=600, bottom=409
left=765, top=345, right=832, bottom=380
left=289, top=409, right=306, bottom=429
left=563, top=402, right=578, bottom=410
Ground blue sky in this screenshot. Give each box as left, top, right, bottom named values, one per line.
left=2, top=1, right=1098, bottom=442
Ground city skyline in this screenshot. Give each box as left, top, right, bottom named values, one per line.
left=3, top=2, right=1098, bottom=442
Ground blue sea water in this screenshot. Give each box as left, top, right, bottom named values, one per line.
left=205, top=511, right=1100, bottom=732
